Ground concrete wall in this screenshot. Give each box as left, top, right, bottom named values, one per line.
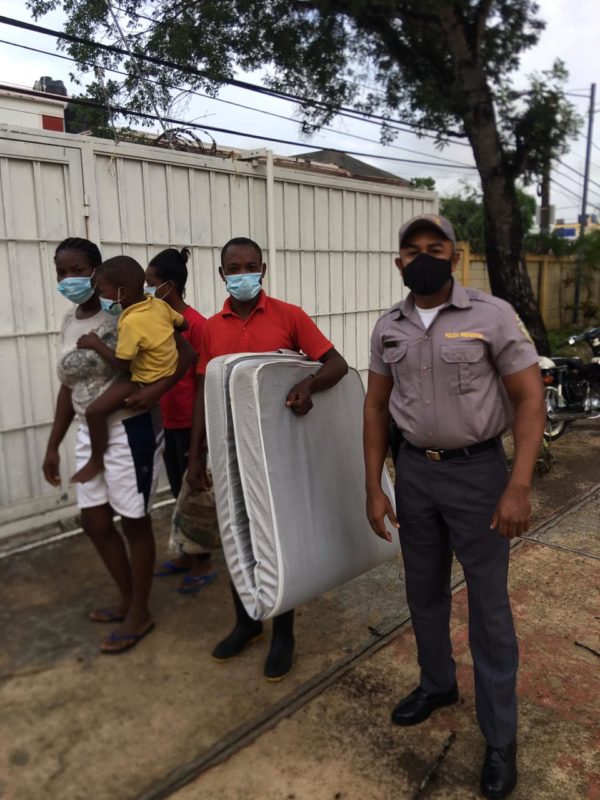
left=456, top=242, right=599, bottom=331
left=0, top=91, right=66, bottom=131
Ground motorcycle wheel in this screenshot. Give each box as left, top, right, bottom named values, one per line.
left=544, top=386, right=567, bottom=440
left=590, top=382, right=600, bottom=416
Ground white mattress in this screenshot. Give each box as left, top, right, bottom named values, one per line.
left=205, top=353, right=398, bottom=620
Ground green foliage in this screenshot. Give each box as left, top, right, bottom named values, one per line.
left=27, top=0, right=580, bottom=171
left=26, top=0, right=582, bottom=351
left=440, top=192, right=486, bottom=251
left=518, top=189, right=537, bottom=235
left=409, top=177, right=436, bottom=191
left=572, top=230, right=600, bottom=324
left=441, top=188, right=536, bottom=252
left=525, top=229, right=600, bottom=267
left=495, top=60, right=581, bottom=181
left=546, top=328, right=570, bottom=354
left=577, top=229, right=600, bottom=270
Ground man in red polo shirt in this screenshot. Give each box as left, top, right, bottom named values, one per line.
left=187, top=236, right=348, bottom=680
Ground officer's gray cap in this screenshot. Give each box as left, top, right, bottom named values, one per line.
left=399, top=214, right=457, bottom=249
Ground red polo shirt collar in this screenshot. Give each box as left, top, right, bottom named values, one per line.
left=220, top=290, right=267, bottom=319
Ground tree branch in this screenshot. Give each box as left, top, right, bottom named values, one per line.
left=475, top=0, right=495, bottom=44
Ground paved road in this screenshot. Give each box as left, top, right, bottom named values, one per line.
left=0, top=422, right=598, bottom=800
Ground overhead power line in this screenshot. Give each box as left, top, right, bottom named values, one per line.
left=552, top=171, right=600, bottom=204
left=551, top=168, right=600, bottom=203
left=554, top=170, right=600, bottom=205
left=0, top=83, right=478, bottom=171
left=553, top=168, right=582, bottom=189
left=0, top=13, right=470, bottom=143
left=557, top=158, right=600, bottom=192
left=550, top=178, right=583, bottom=203
left=0, top=37, right=475, bottom=168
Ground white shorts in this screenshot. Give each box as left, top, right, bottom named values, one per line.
left=75, top=409, right=165, bottom=519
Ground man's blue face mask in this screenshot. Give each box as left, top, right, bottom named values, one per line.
left=225, top=272, right=263, bottom=302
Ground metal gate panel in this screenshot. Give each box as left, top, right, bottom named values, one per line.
left=0, top=136, right=87, bottom=525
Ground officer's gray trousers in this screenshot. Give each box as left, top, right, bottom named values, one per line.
left=395, top=444, right=518, bottom=747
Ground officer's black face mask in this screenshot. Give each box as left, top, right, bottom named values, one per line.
left=401, top=253, right=453, bottom=296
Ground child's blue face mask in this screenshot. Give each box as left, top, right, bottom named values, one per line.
left=100, top=297, right=123, bottom=316
left=100, top=287, right=123, bottom=316
left=56, top=274, right=95, bottom=305
left=225, top=272, right=263, bottom=302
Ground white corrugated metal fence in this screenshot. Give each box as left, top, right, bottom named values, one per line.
left=0, top=124, right=436, bottom=533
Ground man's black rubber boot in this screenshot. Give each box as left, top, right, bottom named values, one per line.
left=264, top=634, right=295, bottom=681
left=211, top=622, right=263, bottom=661
left=213, top=581, right=263, bottom=661
left=391, top=684, right=459, bottom=726
left=264, top=608, right=295, bottom=681
left=480, top=739, right=517, bottom=799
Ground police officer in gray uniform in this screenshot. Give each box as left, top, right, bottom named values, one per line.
left=364, top=214, right=545, bottom=799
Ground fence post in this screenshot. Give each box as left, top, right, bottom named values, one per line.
left=539, top=254, right=549, bottom=326
left=461, top=240, right=471, bottom=286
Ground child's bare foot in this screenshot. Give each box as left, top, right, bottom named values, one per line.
left=71, top=458, right=103, bottom=483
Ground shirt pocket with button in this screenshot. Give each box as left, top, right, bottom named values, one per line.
left=382, top=341, right=417, bottom=397
left=440, top=342, right=487, bottom=394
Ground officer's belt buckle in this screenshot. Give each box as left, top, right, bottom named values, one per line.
left=425, top=449, right=443, bottom=461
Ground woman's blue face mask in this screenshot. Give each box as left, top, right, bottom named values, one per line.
left=56, top=274, right=95, bottom=305
left=144, top=280, right=171, bottom=300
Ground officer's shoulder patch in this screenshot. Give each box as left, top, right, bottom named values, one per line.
left=515, top=314, right=534, bottom=343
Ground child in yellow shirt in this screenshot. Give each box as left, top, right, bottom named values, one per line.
left=72, top=255, right=188, bottom=483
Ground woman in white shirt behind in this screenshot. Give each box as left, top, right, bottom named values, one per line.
left=43, top=237, right=192, bottom=654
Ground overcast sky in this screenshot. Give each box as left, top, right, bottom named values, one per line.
left=0, top=0, right=598, bottom=220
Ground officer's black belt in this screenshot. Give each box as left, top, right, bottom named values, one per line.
left=401, top=437, right=499, bottom=462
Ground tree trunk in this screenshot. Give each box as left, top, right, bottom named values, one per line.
left=479, top=171, right=551, bottom=354
left=540, top=161, right=551, bottom=237
left=437, top=7, right=550, bottom=355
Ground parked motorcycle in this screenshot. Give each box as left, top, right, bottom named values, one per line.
left=539, top=326, right=600, bottom=440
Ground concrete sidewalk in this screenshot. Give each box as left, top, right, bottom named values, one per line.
left=1, top=422, right=599, bottom=800
left=173, top=491, right=600, bottom=800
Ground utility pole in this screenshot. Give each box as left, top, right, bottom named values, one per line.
left=572, top=82, right=596, bottom=324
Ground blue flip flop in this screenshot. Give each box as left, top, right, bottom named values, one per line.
left=154, top=560, right=192, bottom=577
left=89, top=607, right=125, bottom=624
left=177, top=572, right=218, bottom=595
left=100, top=622, right=156, bottom=655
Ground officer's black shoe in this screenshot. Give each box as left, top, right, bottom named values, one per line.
left=264, top=634, right=295, bottom=682
left=212, top=622, right=263, bottom=661
left=391, top=684, right=459, bottom=726
left=480, top=739, right=517, bottom=799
